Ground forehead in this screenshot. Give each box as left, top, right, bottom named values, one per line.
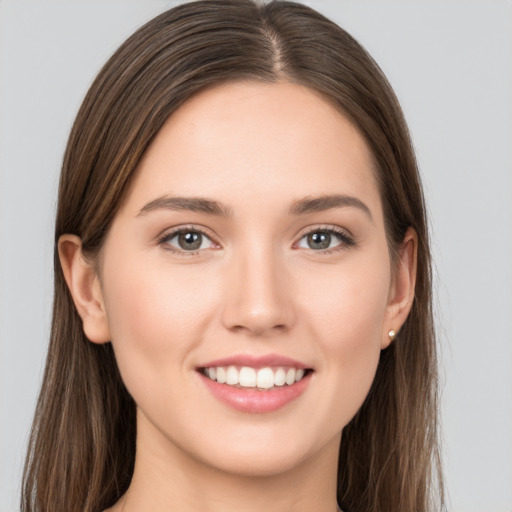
left=124, top=81, right=382, bottom=218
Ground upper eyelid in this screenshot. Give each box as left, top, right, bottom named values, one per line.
left=295, top=224, right=354, bottom=240
left=157, top=224, right=218, bottom=242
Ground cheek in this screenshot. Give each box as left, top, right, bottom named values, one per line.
left=99, top=252, right=219, bottom=396
left=298, top=255, right=390, bottom=420
left=301, top=253, right=390, bottom=345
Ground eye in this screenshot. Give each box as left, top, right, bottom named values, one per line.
left=296, top=228, right=354, bottom=252
left=158, top=228, right=217, bottom=253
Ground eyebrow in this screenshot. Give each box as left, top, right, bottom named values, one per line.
left=137, top=193, right=372, bottom=221
left=137, top=196, right=233, bottom=217
left=289, top=194, right=373, bottom=221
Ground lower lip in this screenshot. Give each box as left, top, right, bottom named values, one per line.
left=199, top=372, right=312, bottom=413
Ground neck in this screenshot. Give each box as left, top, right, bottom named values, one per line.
left=115, top=412, right=341, bottom=512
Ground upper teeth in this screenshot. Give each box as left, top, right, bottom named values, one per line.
left=204, top=366, right=306, bottom=389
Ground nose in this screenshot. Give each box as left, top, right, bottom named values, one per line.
left=221, top=245, right=296, bottom=337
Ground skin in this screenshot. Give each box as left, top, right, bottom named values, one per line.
left=59, top=81, right=416, bottom=512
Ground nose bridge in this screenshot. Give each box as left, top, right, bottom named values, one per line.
left=221, top=239, right=295, bottom=335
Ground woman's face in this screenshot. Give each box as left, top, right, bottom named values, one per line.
left=94, top=81, right=404, bottom=476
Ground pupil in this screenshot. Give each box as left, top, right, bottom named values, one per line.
left=178, top=231, right=202, bottom=250
left=308, top=232, right=331, bottom=250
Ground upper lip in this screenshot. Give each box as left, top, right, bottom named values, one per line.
left=198, top=353, right=310, bottom=370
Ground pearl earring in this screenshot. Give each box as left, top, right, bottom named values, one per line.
left=388, top=329, right=396, bottom=341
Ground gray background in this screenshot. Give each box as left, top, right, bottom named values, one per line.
left=1, top=1, right=511, bottom=510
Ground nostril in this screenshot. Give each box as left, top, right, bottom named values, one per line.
left=228, top=322, right=289, bottom=336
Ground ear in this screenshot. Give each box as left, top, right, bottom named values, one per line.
left=381, top=227, right=418, bottom=349
left=58, top=234, right=111, bottom=344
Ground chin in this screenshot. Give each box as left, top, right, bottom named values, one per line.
left=179, top=422, right=342, bottom=479
left=198, top=446, right=316, bottom=478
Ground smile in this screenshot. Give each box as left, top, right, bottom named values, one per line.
left=200, top=366, right=308, bottom=390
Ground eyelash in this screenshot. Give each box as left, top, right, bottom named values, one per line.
left=157, top=225, right=218, bottom=256
left=157, top=225, right=356, bottom=255
left=300, top=226, right=356, bottom=252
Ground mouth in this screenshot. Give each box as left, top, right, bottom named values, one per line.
left=196, top=355, right=314, bottom=413
left=198, top=365, right=312, bottom=391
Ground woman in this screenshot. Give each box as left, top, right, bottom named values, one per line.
left=22, top=1, right=444, bottom=511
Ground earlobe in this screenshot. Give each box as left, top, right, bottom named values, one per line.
left=58, top=234, right=111, bottom=344
left=381, top=227, right=418, bottom=349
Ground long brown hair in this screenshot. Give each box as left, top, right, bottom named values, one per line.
left=22, top=1, right=444, bottom=511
